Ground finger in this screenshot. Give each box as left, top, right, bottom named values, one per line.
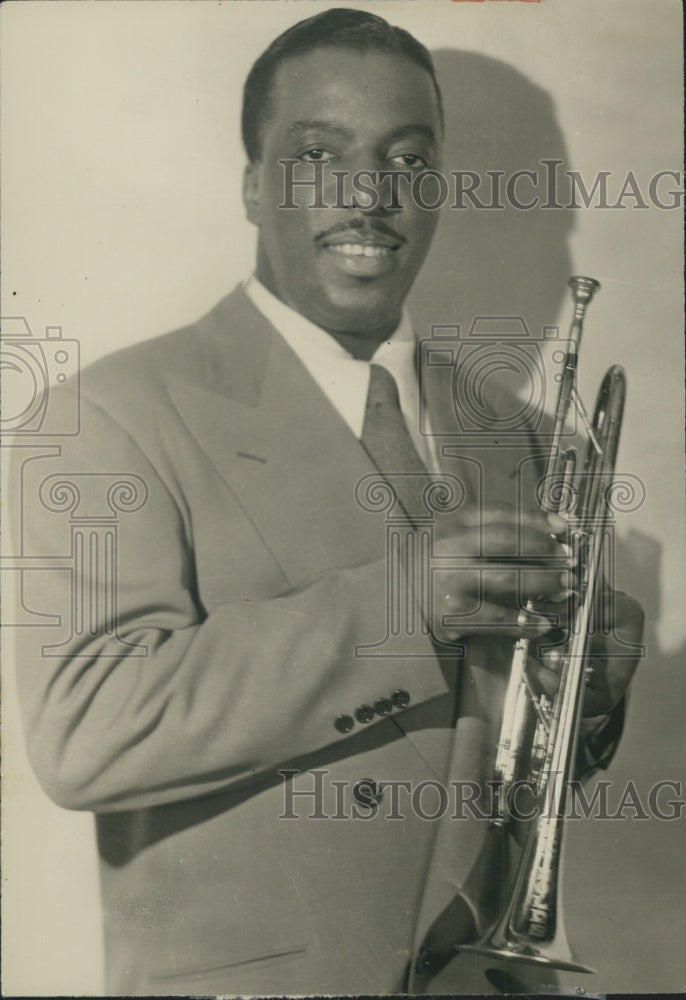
left=436, top=600, right=555, bottom=641
left=535, top=598, right=574, bottom=630
left=520, top=567, right=575, bottom=599
left=481, top=526, right=571, bottom=561
left=545, top=512, right=569, bottom=534
left=528, top=652, right=617, bottom=718
left=458, top=504, right=563, bottom=534
left=534, top=632, right=570, bottom=673
left=436, top=524, right=572, bottom=561
left=441, top=567, right=574, bottom=602
left=526, top=653, right=562, bottom=701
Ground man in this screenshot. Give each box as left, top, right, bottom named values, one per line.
left=14, top=9, right=642, bottom=995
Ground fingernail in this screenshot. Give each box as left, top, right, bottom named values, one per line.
left=548, top=649, right=563, bottom=670
left=518, top=611, right=548, bottom=630
left=547, top=513, right=567, bottom=531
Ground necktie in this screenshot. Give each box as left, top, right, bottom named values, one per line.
left=360, top=363, right=430, bottom=524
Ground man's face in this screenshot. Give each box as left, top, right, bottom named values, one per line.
left=243, top=47, right=443, bottom=344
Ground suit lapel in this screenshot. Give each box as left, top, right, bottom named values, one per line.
left=166, top=287, right=387, bottom=585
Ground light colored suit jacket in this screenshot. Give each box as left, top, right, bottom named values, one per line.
left=14, top=287, right=617, bottom=994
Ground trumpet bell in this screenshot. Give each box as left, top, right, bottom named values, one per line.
left=460, top=937, right=596, bottom=975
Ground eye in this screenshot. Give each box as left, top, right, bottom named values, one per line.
left=299, top=148, right=335, bottom=163
left=389, top=153, right=429, bottom=169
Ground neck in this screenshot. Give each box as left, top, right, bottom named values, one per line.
left=326, top=328, right=392, bottom=361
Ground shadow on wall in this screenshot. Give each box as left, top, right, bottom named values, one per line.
left=619, top=528, right=661, bottom=665
left=410, top=49, right=576, bottom=350
left=410, top=48, right=675, bottom=747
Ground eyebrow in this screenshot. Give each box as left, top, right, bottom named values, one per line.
left=288, top=120, right=354, bottom=138
left=385, top=123, right=438, bottom=145
left=287, top=120, right=438, bottom=145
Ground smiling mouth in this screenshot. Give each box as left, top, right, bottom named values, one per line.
left=324, top=242, right=399, bottom=258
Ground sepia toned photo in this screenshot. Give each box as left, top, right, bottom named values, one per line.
left=1, top=0, right=683, bottom=995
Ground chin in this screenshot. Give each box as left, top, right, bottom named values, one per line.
left=325, top=303, right=400, bottom=338
left=322, top=280, right=406, bottom=325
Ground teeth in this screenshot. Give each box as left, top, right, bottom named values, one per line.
left=328, top=243, right=393, bottom=257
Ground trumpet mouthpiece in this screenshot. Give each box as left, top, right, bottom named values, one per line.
left=568, top=275, right=601, bottom=307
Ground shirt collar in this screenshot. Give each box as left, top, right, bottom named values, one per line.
left=243, top=275, right=429, bottom=453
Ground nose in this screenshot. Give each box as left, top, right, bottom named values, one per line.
left=352, top=178, right=404, bottom=215
left=333, top=162, right=404, bottom=216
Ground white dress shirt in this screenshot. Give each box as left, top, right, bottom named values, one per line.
left=244, top=275, right=438, bottom=470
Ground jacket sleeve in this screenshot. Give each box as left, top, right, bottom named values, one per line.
left=12, top=387, right=448, bottom=813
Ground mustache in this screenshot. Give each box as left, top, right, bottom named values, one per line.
left=314, top=217, right=406, bottom=244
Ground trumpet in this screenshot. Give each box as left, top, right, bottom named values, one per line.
left=462, top=276, right=626, bottom=974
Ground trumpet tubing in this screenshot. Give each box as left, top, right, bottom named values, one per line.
left=461, top=276, right=626, bottom=975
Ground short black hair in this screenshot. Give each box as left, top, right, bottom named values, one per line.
left=241, top=7, right=443, bottom=163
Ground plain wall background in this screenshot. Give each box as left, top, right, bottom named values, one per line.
left=2, top=0, right=683, bottom=993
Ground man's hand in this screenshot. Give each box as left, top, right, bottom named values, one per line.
left=532, top=588, right=644, bottom=717
left=430, top=504, right=572, bottom=641
left=427, top=503, right=644, bottom=718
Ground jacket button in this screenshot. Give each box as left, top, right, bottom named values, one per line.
left=355, top=704, right=375, bottom=724
left=334, top=714, right=354, bottom=734
left=392, top=688, right=411, bottom=708
left=374, top=697, right=393, bottom=717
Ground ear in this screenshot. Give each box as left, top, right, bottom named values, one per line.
left=242, top=162, right=262, bottom=225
